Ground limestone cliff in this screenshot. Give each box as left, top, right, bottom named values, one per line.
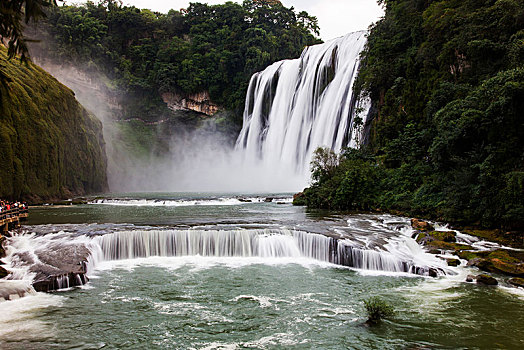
left=162, top=91, right=220, bottom=116
left=0, top=48, right=108, bottom=201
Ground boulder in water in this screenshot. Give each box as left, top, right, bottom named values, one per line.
left=476, top=274, right=498, bottom=286
left=411, top=218, right=434, bottom=231
left=12, top=241, right=92, bottom=292
left=464, top=249, right=524, bottom=277
left=446, top=258, right=460, bottom=267
left=0, top=265, right=9, bottom=279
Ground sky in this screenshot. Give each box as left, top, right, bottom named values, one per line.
left=65, top=1, right=384, bottom=41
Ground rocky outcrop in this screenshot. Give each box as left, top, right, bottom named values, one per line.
left=0, top=47, right=108, bottom=200
left=411, top=218, right=434, bottom=231
left=460, top=249, right=524, bottom=277
left=11, top=242, right=92, bottom=292
left=162, top=91, right=220, bottom=116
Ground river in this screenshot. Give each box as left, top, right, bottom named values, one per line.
left=0, top=193, right=523, bottom=349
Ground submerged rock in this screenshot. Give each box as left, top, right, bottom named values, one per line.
left=476, top=274, right=498, bottom=286
left=466, top=275, right=476, bottom=282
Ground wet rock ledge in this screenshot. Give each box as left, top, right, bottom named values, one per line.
left=12, top=241, right=91, bottom=292
left=411, top=218, right=524, bottom=286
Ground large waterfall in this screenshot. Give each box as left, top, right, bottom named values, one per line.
left=236, top=31, right=370, bottom=178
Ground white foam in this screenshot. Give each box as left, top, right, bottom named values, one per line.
left=89, top=196, right=293, bottom=207
left=0, top=292, right=63, bottom=340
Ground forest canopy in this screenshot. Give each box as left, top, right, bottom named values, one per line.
left=29, top=0, right=320, bottom=119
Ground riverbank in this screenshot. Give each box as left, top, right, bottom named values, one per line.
left=408, top=218, right=524, bottom=287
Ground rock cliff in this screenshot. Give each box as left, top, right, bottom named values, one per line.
left=0, top=47, right=108, bottom=201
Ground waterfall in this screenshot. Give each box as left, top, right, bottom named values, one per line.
left=92, top=229, right=442, bottom=276
left=236, top=31, right=371, bottom=177
left=1, top=227, right=448, bottom=297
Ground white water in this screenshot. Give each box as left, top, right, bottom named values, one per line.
left=236, top=31, right=371, bottom=182
left=90, top=228, right=443, bottom=276
left=1, top=226, right=447, bottom=298
left=89, top=196, right=293, bottom=207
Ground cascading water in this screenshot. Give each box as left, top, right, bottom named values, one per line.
left=1, top=226, right=447, bottom=298
left=236, top=31, right=371, bottom=179
left=92, top=229, right=440, bottom=276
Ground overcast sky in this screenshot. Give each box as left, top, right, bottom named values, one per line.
left=65, top=1, right=384, bottom=41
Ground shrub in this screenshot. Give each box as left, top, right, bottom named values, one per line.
left=364, top=296, right=394, bottom=324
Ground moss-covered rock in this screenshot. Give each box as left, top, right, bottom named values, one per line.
left=0, top=47, right=107, bottom=201
left=446, top=258, right=460, bottom=267
left=461, top=249, right=524, bottom=277
left=462, top=229, right=523, bottom=249
left=426, top=241, right=471, bottom=252
left=417, top=231, right=457, bottom=244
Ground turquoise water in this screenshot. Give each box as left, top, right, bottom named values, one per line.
left=1, top=193, right=523, bottom=349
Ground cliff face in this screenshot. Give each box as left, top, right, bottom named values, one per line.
left=162, top=91, right=220, bottom=116
left=0, top=48, right=108, bottom=201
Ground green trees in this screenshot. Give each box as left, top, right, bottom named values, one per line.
left=31, top=0, right=320, bottom=119
left=302, top=0, right=524, bottom=230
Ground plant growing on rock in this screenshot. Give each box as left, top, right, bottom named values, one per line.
left=364, top=296, right=395, bottom=324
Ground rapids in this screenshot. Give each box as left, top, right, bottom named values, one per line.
left=0, top=195, right=523, bottom=349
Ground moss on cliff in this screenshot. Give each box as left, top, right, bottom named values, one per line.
left=0, top=47, right=107, bottom=201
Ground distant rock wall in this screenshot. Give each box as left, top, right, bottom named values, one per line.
left=162, top=91, right=220, bottom=116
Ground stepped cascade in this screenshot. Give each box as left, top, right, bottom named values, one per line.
left=91, top=229, right=440, bottom=276
left=236, top=31, right=371, bottom=176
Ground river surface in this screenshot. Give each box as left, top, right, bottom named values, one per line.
left=1, top=193, right=523, bottom=349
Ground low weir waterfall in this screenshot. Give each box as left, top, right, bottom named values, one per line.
left=93, top=229, right=432, bottom=275
left=236, top=31, right=371, bottom=177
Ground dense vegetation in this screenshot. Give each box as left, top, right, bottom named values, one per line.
left=29, top=0, right=320, bottom=122
left=300, top=0, right=524, bottom=230
left=0, top=46, right=107, bottom=201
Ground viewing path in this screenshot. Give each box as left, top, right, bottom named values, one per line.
left=1, top=208, right=28, bottom=234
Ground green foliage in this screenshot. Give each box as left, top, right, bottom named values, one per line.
left=364, top=297, right=394, bottom=324
left=0, top=0, right=58, bottom=61
left=0, top=46, right=107, bottom=200
left=305, top=0, right=524, bottom=230
left=29, top=0, right=320, bottom=120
